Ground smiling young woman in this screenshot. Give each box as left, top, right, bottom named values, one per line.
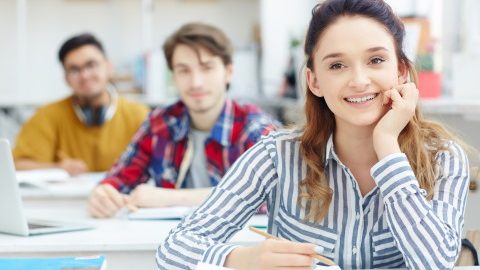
left=156, top=1, right=470, bottom=269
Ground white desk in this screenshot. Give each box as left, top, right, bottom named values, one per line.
left=0, top=199, right=266, bottom=270
left=2, top=199, right=478, bottom=270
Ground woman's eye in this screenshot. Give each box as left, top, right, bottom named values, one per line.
left=329, top=63, right=345, bottom=70
left=370, top=57, right=385, bottom=65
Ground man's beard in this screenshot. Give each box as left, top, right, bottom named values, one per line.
left=74, top=89, right=104, bottom=107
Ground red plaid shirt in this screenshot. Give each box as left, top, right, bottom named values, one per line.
left=101, top=99, right=277, bottom=192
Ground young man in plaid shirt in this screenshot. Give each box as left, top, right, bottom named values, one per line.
left=88, top=23, right=277, bottom=218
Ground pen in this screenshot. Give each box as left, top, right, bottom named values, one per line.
left=123, top=195, right=138, bottom=212
left=126, top=203, right=138, bottom=212
left=248, top=226, right=336, bottom=266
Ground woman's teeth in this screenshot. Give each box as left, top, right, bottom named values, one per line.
left=345, top=93, right=378, bottom=103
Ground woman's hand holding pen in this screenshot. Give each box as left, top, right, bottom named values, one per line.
left=373, top=82, right=419, bottom=160
left=225, top=239, right=319, bottom=270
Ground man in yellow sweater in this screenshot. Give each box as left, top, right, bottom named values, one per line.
left=13, top=33, right=149, bottom=175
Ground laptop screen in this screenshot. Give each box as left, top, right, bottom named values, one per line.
left=0, top=139, right=32, bottom=236
left=0, top=139, right=93, bottom=236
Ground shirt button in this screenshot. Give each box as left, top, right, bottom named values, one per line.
left=352, top=246, right=358, bottom=254
left=355, top=213, right=360, bottom=220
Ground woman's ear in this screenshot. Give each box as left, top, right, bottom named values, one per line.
left=306, top=68, right=323, bottom=97
left=398, top=60, right=409, bottom=83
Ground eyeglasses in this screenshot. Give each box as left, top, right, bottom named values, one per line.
left=65, top=60, right=100, bottom=79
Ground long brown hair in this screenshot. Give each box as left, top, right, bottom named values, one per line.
left=300, top=0, right=459, bottom=221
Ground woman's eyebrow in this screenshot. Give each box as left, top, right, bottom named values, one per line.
left=321, top=46, right=389, bottom=63
left=321, top=52, right=343, bottom=62
left=366, top=46, right=389, bottom=53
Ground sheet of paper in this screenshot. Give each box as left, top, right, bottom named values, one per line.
left=17, top=171, right=106, bottom=198
left=314, top=266, right=341, bottom=270
left=128, top=206, right=195, bottom=220
left=16, top=168, right=70, bottom=187
left=196, top=262, right=234, bottom=270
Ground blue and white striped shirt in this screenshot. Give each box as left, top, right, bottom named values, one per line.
left=156, top=130, right=469, bottom=269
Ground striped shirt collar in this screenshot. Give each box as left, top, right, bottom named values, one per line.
left=324, top=133, right=361, bottom=171
left=166, top=99, right=234, bottom=147
left=324, top=134, right=336, bottom=167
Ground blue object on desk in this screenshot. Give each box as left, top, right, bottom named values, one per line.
left=0, top=255, right=106, bottom=270
left=251, top=225, right=267, bottom=229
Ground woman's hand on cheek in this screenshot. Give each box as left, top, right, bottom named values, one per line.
left=373, top=82, right=419, bottom=159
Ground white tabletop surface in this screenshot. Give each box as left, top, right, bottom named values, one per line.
left=1, top=199, right=479, bottom=270
left=0, top=199, right=266, bottom=253
left=1, top=199, right=478, bottom=270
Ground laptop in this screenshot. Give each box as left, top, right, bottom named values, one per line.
left=0, top=138, right=93, bottom=236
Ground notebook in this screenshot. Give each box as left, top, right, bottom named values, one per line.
left=0, top=255, right=106, bottom=270
left=16, top=168, right=70, bottom=188
left=128, top=206, right=194, bottom=220
left=196, top=262, right=234, bottom=270
left=0, top=139, right=93, bottom=236
left=18, top=169, right=106, bottom=199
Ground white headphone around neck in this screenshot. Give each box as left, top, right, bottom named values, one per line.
left=72, top=84, right=118, bottom=126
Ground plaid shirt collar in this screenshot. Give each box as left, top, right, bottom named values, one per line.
left=164, top=99, right=234, bottom=147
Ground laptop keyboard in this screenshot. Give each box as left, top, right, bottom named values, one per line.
left=28, top=223, right=56, bottom=230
